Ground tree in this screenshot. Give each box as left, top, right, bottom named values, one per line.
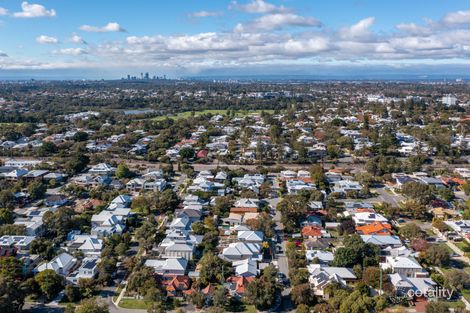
left=28, top=180, right=47, bottom=200
left=0, top=274, right=29, bottom=313
left=338, top=290, right=375, bottom=313
left=411, top=238, right=429, bottom=252
left=445, top=269, right=470, bottom=291
left=296, top=304, right=311, bottom=313
left=333, top=234, right=380, bottom=267
left=115, top=163, right=133, bottom=179
left=425, top=301, right=449, bottom=313
left=338, top=219, right=356, bottom=236
left=198, top=252, right=229, bottom=286
left=277, top=195, right=308, bottom=233
left=0, top=208, right=13, bottom=225
left=400, top=200, right=428, bottom=220
left=78, top=278, right=97, bottom=298
left=212, top=286, right=228, bottom=308
left=462, top=180, right=470, bottom=195
left=401, top=182, right=434, bottom=205
left=309, top=165, right=327, bottom=189
left=66, top=150, right=90, bottom=174
left=179, top=147, right=195, bottom=160
left=73, top=131, right=89, bottom=142
left=244, top=265, right=281, bottom=311
left=147, top=301, right=166, bottom=313
left=30, top=238, right=55, bottom=260
left=362, top=267, right=390, bottom=289
left=398, top=223, right=423, bottom=240
left=291, top=283, right=316, bottom=306
left=421, top=244, right=450, bottom=267
left=127, top=266, right=157, bottom=296
left=0, top=257, right=24, bottom=279
left=75, top=298, right=109, bottom=313
left=35, top=269, right=64, bottom=300
left=65, top=284, right=81, bottom=302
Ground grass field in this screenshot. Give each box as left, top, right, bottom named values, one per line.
left=118, top=299, right=149, bottom=309
left=153, top=109, right=276, bottom=121
left=455, top=241, right=470, bottom=253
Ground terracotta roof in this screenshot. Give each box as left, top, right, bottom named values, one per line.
left=227, top=276, right=255, bottom=294
left=230, top=207, right=258, bottom=214
left=201, top=283, right=216, bottom=295
left=356, top=222, right=391, bottom=236
left=301, top=226, right=322, bottom=238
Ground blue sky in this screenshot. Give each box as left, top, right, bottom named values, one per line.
left=0, top=0, right=469, bottom=78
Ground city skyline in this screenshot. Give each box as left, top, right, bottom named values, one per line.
left=0, top=0, right=470, bottom=79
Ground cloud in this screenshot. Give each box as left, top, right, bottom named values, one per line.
left=236, top=13, right=321, bottom=32
left=231, top=0, right=290, bottom=14
left=0, top=7, right=8, bottom=16
left=188, top=11, right=223, bottom=18
left=79, top=22, right=126, bottom=33
left=70, top=34, right=87, bottom=44
left=340, top=17, right=375, bottom=40
left=0, top=51, right=8, bottom=57
left=442, top=10, right=470, bottom=25
left=395, top=23, right=431, bottom=35
left=36, top=35, right=59, bottom=44
left=3, top=8, right=470, bottom=74
left=13, top=2, right=56, bottom=18
left=53, top=48, right=88, bottom=55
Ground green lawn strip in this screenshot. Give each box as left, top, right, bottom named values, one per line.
left=118, top=298, right=150, bottom=309
left=153, top=109, right=275, bottom=121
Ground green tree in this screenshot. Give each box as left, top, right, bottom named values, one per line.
left=0, top=274, right=29, bottom=313
left=35, top=269, right=64, bottom=300
left=398, top=223, right=423, bottom=240
left=28, top=180, right=47, bottom=200
left=244, top=265, right=281, bottom=311
left=64, top=284, right=81, bottom=302
left=199, top=252, right=230, bottom=286
left=422, top=244, right=450, bottom=267
left=291, top=283, right=316, bottom=306
left=179, top=147, right=195, bottom=160
left=0, top=208, right=14, bottom=225
left=115, top=163, right=133, bottom=179
left=75, top=298, right=109, bottom=313
left=425, top=301, right=449, bottom=313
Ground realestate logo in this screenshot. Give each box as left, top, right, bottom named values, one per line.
left=407, top=287, right=454, bottom=300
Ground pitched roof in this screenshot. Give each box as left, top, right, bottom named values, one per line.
left=356, top=222, right=392, bottom=235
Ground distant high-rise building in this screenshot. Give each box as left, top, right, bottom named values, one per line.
left=127, top=74, right=131, bottom=80
left=145, top=72, right=149, bottom=80
left=442, top=94, right=457, bottom=106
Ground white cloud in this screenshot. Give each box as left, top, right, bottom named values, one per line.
left=70, top=34, right=87, bottom=44
left=340, top=17, right=375, bottom=40
left=442, top=10, right=470, bottom=25
left=79, top=22, right=126, bottom=33
left=0, top=51, right=8, bottom=57
left=188, top=11, right=223, bottom=18
left=236, top=13, right=321, bottom=31
left=53, top=48, right=88, bottom=55
left=0, top=7, right=8, bottom=16
left=36, top=35, right=59, bottom=44
left=395, top=23, right=431, bottom=35
left=13, top=2, right=56, bottom=18
left=231, top=0, right=290, bottom=14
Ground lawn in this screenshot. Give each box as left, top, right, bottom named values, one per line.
left=153, top=109, right=276, bottom=121
left=455, top=241, right=470, bottom=253
left=462, top=289, right=470, bottom=303
left=119, top=298, right=150, bottom=309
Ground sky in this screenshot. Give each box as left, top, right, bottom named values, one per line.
left=0, top=0, right=469, bottom=79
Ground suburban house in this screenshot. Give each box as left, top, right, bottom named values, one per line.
left=35, top=252, right=77, bottom=276
left=307, top=264, right=357, bottom=298
left=66, top=257, right=100, bottom=284
left=381, top=256, right=427, bottom=278
left=144, top=258, right=188, bottom=275
left=389, top=273, right=437, bottom=297
left=221, top=242, right=262, bottom=262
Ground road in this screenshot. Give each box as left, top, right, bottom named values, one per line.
left=269, top=197, right=294, bottom=313
left=370, top=186, right=405, bottom=207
